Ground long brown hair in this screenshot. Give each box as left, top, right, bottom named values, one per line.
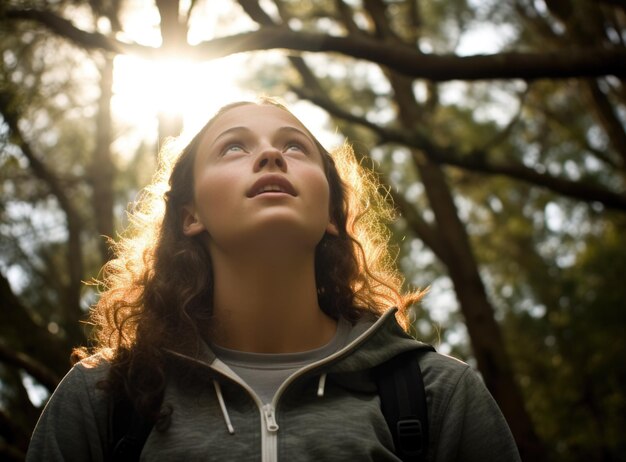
left=77, top=98, right=423, bottom=419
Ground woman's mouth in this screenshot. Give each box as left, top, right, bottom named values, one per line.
left=247, top=175, right=297, bottom=197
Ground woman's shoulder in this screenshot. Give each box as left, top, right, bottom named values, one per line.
left=74, top=352, right=112, bottom=371
left=25, top=356, right=113, bottom=461
left=419, top=350, right=471, bottom=378
left=60, top=353, right=112, bottom=390
left=418, top=350, right=483, bottom=403
left=417, top=352, right=521, bottom=461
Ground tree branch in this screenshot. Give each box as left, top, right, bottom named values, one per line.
left=385, top=188, right=448, bottom=260
left=595, top=0, right=626, bottom=14
left=585, top=79, right=626, bottom=167
left=0, top=270, right=71, bottom=380
left=237, top=0, right=277, bottom=26
left=436, top=149, right=626, bottom=210
left=333, top=0, right=364, bottom=35
left=6, top=7, right=626, bottom=81
left=155, top=0, right=186, bottom=50
left=478, top=89, right=529, bottom=153
left=189, top=29, right=626, bottom=81
left=362, top=0, right=398, bottom=40
left=0, top=343, right=60, bottom=391
left=5, top=7, right=123, bottom=53
left=292, top=88, right=626, bottom=211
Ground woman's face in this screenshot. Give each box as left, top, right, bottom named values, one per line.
left=182, top=104, right=335, bottom=254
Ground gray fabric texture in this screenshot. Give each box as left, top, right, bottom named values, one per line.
left=26, top=308, right=521, bottom=462
left=211, top=317, right=351, bottom=403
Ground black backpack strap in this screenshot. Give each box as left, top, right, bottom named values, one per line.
left=108, top=396, right=155, bottom=462
left=374, top=347, right=435, bottom=462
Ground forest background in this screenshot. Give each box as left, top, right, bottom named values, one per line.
left=1, top=0, right=625, bottom=461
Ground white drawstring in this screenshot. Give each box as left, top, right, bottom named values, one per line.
left=213, top=380, right=235, bottom=434
left=317, top=373, right=327, bottom=397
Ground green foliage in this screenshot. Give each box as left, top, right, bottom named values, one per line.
left=503, top=215, right=626, bottom=460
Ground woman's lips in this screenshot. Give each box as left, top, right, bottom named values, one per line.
left=247, top=174, right=297, bottom=197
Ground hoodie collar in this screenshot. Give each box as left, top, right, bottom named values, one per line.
left=163, top=308, right=431, bottom=376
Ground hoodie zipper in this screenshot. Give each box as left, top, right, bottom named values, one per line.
left=263, top=403, right=279, bottom=431
left=166, top=309, right=399, bottom=462
left=263, top=403, right=279, bottom=461
left=208, top=363, right=280, bottom=462
left=258, top=310, right=396, bottom=461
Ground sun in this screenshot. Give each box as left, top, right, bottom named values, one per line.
left=112, top=53, right=255, bottom=142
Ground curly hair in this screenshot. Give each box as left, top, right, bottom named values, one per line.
left=76, top=98, right=423, bottom=421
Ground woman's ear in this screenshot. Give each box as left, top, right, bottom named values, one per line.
left=182, top=205, right=205, bottom=236
left=325, top=221, right=339, bottom=236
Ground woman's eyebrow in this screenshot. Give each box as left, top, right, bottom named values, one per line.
left=209, top=126, right=252, bottom=149
left=276, top=126, right=315, bottom=143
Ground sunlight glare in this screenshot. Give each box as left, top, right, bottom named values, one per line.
left=112, top=54, right=254, bottom=143
left=112, top=53, right=340, bottom=160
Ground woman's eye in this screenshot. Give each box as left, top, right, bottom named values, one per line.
left=223, top=144, right=246, bottom=155
left=284, top=143, right=306, bottom=153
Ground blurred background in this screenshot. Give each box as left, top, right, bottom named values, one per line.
left=1, top=1, right=625, bottom=461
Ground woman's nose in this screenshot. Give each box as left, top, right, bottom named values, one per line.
left=253, top=148, right=287, bottom=172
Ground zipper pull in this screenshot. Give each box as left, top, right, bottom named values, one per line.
left=263, top=403, right=279, bottom=432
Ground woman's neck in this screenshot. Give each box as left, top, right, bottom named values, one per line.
left=208, top=248, right=337, bottom=353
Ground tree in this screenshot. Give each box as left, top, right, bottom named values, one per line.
left=1, top=1, right=624, bottom=460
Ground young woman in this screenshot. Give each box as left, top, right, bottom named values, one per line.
left=26, top=98, right=521, bottom=461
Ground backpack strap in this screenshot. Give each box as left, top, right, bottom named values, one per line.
left=374, top=347, right=435, bottom=462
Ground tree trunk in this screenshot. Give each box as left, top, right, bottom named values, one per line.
left=156, top=0, right=184, bottom=140
left=91, top=55, right=116, bottom=264
left=389, top=74, right=546, bottom=461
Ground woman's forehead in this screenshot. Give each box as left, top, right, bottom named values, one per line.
left=201, top=104, right=311, bottom=142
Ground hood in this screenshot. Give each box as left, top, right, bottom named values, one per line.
left=326, top=307, right=431, bottom=374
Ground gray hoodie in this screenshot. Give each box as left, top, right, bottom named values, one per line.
left=26, top=309, right=521, bottom=461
